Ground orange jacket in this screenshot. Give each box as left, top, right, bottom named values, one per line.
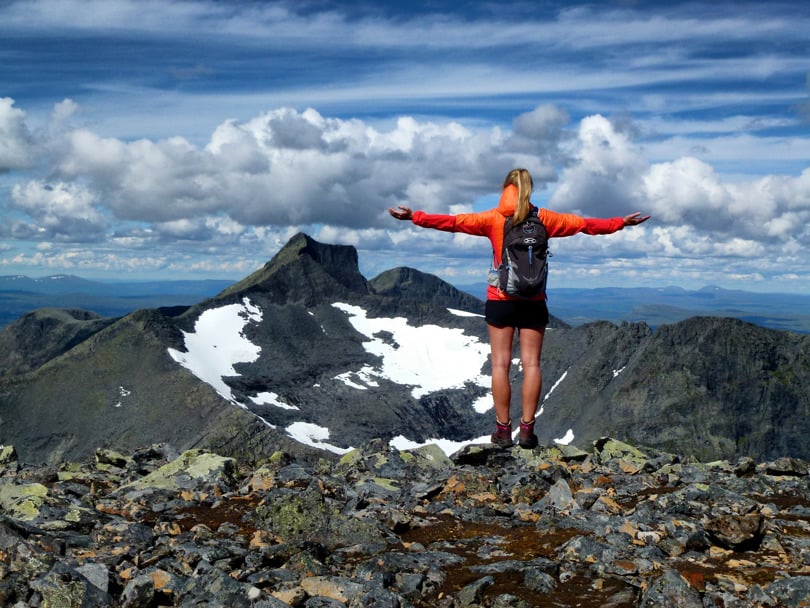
left=411, top=184, right=626, bottom=300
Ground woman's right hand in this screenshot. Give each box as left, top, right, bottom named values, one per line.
left=623, top=212, right=651, bottom=226
left=388, top=205, right=413, bottom=221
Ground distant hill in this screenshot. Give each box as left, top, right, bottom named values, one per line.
left=456, top=283, right=810, bottom=334
left=0, top=275, right=233, bottom=327
left=6, top=275, right=809, bottom=333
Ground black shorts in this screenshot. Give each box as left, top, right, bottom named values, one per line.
left=485, top=299, right=549, bottom=329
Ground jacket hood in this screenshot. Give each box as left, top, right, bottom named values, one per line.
left=496, top=184, right=518, bottom=216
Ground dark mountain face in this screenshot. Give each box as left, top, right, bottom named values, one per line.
left=538, top=317, right=810, bottom=461
left=0, top=308, right=117, bottom=379
left=0, top=233, right=808, bottom=466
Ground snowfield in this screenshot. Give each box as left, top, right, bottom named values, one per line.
left=167, top=298, right=573, bottom=455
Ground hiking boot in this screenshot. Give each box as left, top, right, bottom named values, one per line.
left=490, top=419, right=513, bottom=448
left=518, top=418, right=538, bottom=449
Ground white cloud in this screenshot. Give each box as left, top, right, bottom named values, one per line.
left=0, top=0, right=809, bottom=289
left=36, top=104, right=528, bottom=233
left=0, top=98, right=34, bottom=171
left=2, top=96, right=808, bottom=290
left=551, top=115, right=648, bottom=214
left=9, top=180, right=107, bottom=242
left=643, top=157, right=735, bottom=225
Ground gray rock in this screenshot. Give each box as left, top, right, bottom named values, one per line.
left=1, top=436, right=810, bottom=607
left=523, top=567, right=556, bottom=593
left=640, top=568, right=703, bottom=607
left=455, top=575, right=493, bottom=607
left=75, top=562, right=110, bottom=593
left=305, top=598, right=346, bottom=608
left=121, top=573, right=155, bottom=608
left=762, top=576, right=810, bottom=607
left=537, top=477, right=577, bottom=511
left=117, top=449, right=238, bottom=495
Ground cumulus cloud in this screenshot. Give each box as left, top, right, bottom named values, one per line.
left=0, top=98, right=34, bottom=172
left=2, top=97, right=809, bottom=287
left=550, top=114, right=810, bottom=251
left=9, top=180, right=107, bottom=242
left=551, top=115, right=648, bottom=214
left=510, top=104, right=570, bottom=155
left=45, top=104, right=531, bottom=231
left=643, top=158, right=736, bottom=226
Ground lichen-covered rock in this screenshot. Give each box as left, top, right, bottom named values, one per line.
left=30, top=562, right=114, bottom=608
left=0, top=480, right=49, bottom=521
left=117, top=449, right=238, bottom=495
left=0, top=445, right=18, bottom=475
left=253, top=485, right=389, bottom=549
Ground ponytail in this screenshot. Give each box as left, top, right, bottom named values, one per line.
left=502, top=168, right=534, bottom=223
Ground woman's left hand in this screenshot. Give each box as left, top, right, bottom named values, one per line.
left=623, top=212, right=651, bottom=226
left=388, top=205, right=413, bottom=221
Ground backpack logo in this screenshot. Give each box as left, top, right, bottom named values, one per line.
left=488, top=208, right=549, bottom=299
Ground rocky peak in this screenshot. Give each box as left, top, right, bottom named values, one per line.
left=371, top=266, right=484, bottom=315
left=216, top=232, right=371, bottom=305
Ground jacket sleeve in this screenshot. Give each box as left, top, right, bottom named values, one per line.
left=539, top=209, right=625, bottom=237
left=411, top=210, right=457, bottom=232
left=412, top=210, right=493, bottom=237
left=581, top=217, right=625, bottom=235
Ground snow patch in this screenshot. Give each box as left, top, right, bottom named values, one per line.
left=113, top=386, right=131, bottom=408
left=472, top=393, right=493, bottom=414
left=335, top=366, right=380, bottom=390
left=390, top=434, right=492, bottom=457
left=554, top=429, right=575, bottom=445
left=286, top=422, right=352, bottom=455
left=543, top=369, right=568, bottom=402
left=447, top=308, right=483, bottom=318
left=250, top=391, right=300, bottom=410
left=167, top=299, right=498, bottom=456
left=333, top=302, right=489, bottom=399
left=167, top=297, right=262, bottom=403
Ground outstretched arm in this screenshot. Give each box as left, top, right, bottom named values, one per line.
left=579, top=211, right=651, bottom=235
left=389, top=204, right=495, bottom=236
left=388, top=204, right=470, bottom=233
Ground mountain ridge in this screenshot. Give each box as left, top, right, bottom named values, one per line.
left=1, top=233, right=808, bottom=466
left=4, top=272, right=809, bottom=333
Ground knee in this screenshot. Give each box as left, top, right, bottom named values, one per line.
left=491, top=358, right=512, bottom=373
left=520, top=359, right=541, bottom=371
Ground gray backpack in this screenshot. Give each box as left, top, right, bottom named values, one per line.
left=489, top=208, right=549, bottom=298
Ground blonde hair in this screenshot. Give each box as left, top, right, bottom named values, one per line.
left=502, top=168, right=534, bottom=223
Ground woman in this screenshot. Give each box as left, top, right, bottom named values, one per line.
left=389, top=168, right=650, bottom=449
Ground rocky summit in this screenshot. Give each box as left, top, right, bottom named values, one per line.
left=1, top=436, right=809, bottom=608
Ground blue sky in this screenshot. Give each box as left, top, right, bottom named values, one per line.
left=1, top=0, right=809, bottom=293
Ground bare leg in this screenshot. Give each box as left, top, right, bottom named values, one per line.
left=518, top=327, right=545, bottom=423
left=488, top=323, right=515, bottom=425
